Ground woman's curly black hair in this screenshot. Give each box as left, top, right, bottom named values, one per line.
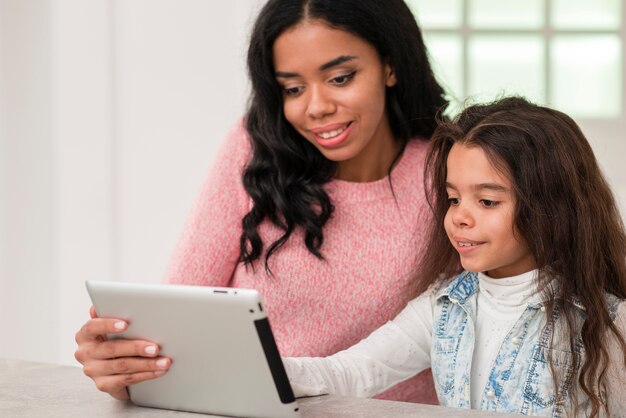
left=241, top=0, right=448, bottom=272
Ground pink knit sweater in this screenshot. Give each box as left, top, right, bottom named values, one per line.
left=164, top=121, right=438, bottom=404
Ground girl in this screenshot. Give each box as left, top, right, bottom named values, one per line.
left=74, top=0, right=447, bottom=404
left=283, top=97, right=626, bottom=417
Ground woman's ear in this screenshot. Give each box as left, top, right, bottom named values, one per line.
left=384, top=63, right=397, bottom=87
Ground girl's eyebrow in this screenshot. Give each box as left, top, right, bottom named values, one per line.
left=275, top=55, right=358, bottom=79
left=445, top=181, right=508, bottom=192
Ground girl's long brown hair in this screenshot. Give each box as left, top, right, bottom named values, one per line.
left=418, top=97, right=626, bottom=416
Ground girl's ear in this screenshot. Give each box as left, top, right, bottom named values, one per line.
left=384, top=63, right=397, bottom=87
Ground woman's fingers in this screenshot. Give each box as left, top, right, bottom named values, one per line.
left=75, top=317, right=128, bottom=344
left=93, top=370, right=167, bottom=400
left=75, top=310, right=170, bottom=400
left=81, top=338, right=161, bottom=362
left=84, top=357, right=171, bottom=378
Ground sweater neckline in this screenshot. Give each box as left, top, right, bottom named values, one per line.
left=324, top=139, right=426, bottom=203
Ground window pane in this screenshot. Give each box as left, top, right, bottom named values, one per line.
left=551, top=35, right=622, bottom=118
left=468, top=36, right=545, bottom=104
left=469, top=0, right=544, bottom=29
left=552, top=0, right=622, bottom=30
left=407, top=0, right=462, bottom=29
left=423, top=33, right=464, bottom=108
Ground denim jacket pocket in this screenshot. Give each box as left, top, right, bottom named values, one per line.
left=432, top=337, right=459, bottom=396
left=523, top=345, right=575, bottom=412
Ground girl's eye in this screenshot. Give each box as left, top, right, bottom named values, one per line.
left=283, top=86, right=303, bottom=97
left=330, top=71, right=356, bottom=86
left=480, top=199, right=499, bottom=208
left=447, top=197, right=460, bottom=206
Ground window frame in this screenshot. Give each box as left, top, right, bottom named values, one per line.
left=411, top=0, right=625, bottom=122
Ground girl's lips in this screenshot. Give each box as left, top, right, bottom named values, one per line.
left=310, top=122, right=353, bottom=148
left=452, top=237, right=486, bottom=253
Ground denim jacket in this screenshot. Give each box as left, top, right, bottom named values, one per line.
left=431, top=271, right=622, bottom=417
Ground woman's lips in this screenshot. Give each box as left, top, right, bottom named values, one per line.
left=310, top=122, right=353, bottom=148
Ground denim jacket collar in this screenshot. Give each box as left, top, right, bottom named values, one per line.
left=435, top=270, right=479, bottom=304
left=435, top=270, right=588, bottom=312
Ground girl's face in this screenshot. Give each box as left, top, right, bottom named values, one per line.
left=273, top=20, right=398, bottom=182
left=444, top=143, right=536, bottom=278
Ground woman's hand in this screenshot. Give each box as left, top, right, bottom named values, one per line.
left=74, top=306, right=171, bottom=400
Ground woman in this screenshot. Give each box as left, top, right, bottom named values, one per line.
left=75, top=0, right=448, bottom=403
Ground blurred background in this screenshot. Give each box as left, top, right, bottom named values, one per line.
left=0, top=0, right=624, bottom=366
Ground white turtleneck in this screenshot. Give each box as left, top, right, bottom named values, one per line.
left=471, top=270, right=538, bottom=408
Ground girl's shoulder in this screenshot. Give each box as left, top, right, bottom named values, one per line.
left=432, top=270, right=479, bottom=301
left=607, top=294, right=626, bottom=322
left=615, top=299, right=626, bottom=327
left=407, top=272, right=476, bottom=318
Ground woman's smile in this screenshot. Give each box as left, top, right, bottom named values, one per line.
left=273, top=19, right=399, bottom=182
left=310, top=122, right=354, bottom=147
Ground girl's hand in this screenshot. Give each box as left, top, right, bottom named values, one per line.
left=74, top=306, right=171, bottom=400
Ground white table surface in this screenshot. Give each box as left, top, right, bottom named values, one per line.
left=0, top=358, right=520, bottom=417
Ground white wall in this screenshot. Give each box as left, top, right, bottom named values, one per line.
left=0, top=0, right=624, bottom=366
left=113, top=0, right=257, bottom=286
left=580, top=119, right=626, bottom=217
left=51, top=0, right=116, bottom=369
left=0, top=0, right=259, bottom=365
left=0, top=0, right=57, bottom=363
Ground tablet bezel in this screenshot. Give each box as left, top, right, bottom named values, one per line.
left=86, top=280, right=300, bottom=418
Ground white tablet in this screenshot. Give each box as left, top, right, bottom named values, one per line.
left=86, top=280, right=300, bottom=418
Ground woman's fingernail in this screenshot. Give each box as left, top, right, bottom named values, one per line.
left=114, top=321, right=126, bottom=330
left=156, top=358, right=168, bottom=368
left=145, top=345, right=157, bottom=355
left=154, top=370, right=166, bottom=376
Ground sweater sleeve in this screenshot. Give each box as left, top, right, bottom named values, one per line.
left=282, top=289, right=434, bottom=398
left=163, top=120, right=252, bottom=287
left=606, top=302, right=626, bottom=416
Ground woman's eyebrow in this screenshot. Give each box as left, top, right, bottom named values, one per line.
left=275, top=55, right=358, bottom=78
left=319, top=55, right=357, bottom=71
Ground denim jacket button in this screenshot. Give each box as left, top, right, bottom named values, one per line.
left=487, top=389, right=495, bottom=398
left=511, top=337, right=520, bottom=345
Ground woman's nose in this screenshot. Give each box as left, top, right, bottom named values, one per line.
left=306, top=85, right=336, bottom=119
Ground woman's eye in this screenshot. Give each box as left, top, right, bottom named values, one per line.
left=480, top=199, right=499, bottom=208
left=283, top=86, right=303, bottom=96
left=330, top=71, right=356, bottom=86
left=447, top=197, right=460, bottom=206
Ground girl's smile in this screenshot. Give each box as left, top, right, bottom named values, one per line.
left=444, top=144, right=536, bottom=278
left=453, top=237, right=486, bottom=252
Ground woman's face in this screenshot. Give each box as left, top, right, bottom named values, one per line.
left=273, top=20, right=398, bottom=182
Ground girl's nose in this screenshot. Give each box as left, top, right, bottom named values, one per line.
left=306, top=85, right=336, bottom=119
left=451, top=205, right=474, bottom=228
